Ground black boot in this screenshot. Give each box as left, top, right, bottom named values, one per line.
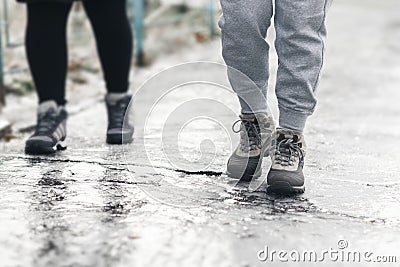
left=105, top=94, right=134, bottom=144
left=25, top=100, right=67, bottom=155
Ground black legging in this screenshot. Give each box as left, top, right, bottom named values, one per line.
left=26, top=0, right=133, bottom=105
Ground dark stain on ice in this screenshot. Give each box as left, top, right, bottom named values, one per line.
left=227, top=189, right=318, bottom=213
left=39, top=240, right=59, bottom=256
left=100, top=178, right=147, bottom=185
left=175, top=169, right=223, bottom=176
left=218, top=185, right=390, bottom=225
left=17, top=155, right=127, bottom=171
left=38, top=170, right=66, bottom=186
left=103, top=201, right=127, bottom=215
left=38, top=178, right=65, bottom=186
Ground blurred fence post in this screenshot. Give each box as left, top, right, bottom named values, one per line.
left=208, top=0, right=216, bottom=37
left=0, top=17, right=5, bottom=109
left=0, top=17, right=10, bottom=139
left=133, top=0, right=145, bottom=66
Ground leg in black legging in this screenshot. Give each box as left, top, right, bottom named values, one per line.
left=83, top=0, right=133, bottom=93
left=26, top=3, right=72, bottom=105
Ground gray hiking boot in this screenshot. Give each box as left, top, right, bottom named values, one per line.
left=25, top=100, right=67, bottom=155
left=267, top=128, right=306, bottom=194
left=227, top=113, right=275, bottom=181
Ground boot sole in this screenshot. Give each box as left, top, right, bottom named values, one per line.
left=106, top=136, right=133, bottom=145
left=226, top=168, right=261, bottom=182
left=25, top=140, right=67, bottom=155
left=267, top=181, right=305, bottom=194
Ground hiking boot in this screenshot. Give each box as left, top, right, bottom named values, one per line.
left=227, top=113, right=275, bottom=181
left=267, top=128, right=306, bottom=194
left=105, top=94, right=134, bottom=144
left=25, top=100, right=67, bottom=155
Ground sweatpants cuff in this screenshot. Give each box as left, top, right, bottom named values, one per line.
left=238, top=92, right=269, bottom=114
left=279, top=106, right=309, bottom=132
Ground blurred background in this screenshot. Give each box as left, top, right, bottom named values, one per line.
left=0, top=0, right=221, bottom=136
left=1, top=0, right=400, bottom=266
left=0, top=0, right=398, bottom=138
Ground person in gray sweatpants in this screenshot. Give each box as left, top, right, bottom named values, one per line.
left=222, top=0, right=332, bottom=194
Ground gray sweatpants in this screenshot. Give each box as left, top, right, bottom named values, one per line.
left=219, top=0, right=332, bottom=132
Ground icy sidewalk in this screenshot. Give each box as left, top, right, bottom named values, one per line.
left=1, top=0, right=400, bottom=266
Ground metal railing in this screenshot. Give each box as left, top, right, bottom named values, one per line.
left=0, top=0, right=25, bottom=107
left=131, top=0, right=217, bottom=65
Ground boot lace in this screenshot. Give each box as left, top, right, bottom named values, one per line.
left=275, top=137, right=304, bottom=167
left=232, top=119, right=261, bottom=153
left=35, top=111, right=59, bottom=135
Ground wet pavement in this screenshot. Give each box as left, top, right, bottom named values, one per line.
left=1, top=0, right=400, bottom=266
